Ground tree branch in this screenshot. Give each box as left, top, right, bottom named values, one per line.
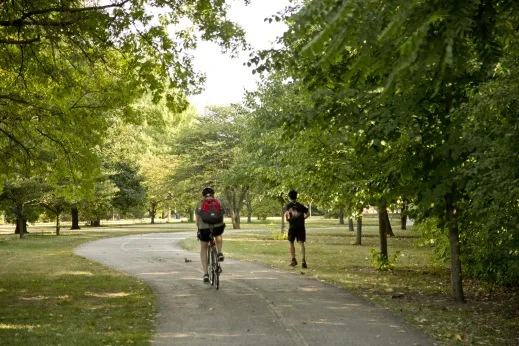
left=0, top=36, right=40, bottom=44
left=0, top=1, right=132, bottom=27
left=0, top=94, right=30, bottom=104
left=0, top=127, right=32, bottom=160
left=35, top=127, right=77, bottom=185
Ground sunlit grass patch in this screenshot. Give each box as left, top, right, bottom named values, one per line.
left=0, top=323, right=43, bottom=330
left=85, top=292, right=132, bottom=298
left=54, top=271, right=94, bottom=276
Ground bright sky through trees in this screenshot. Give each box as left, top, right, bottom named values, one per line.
left=187, top=0, right=291, bottom=112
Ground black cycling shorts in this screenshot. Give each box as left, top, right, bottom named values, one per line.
left=197, top=224, right=225, bottom=242
left=288, top=228, right=306, bottom=243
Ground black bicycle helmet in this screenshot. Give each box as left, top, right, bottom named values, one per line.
left=202, top=186, right=215, bottom=197
left=288, top=190, right=298, bottom=200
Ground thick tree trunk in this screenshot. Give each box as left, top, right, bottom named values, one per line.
left=356, top=216, right=362, bottom=245
left=348, top=217, right=354, bottom=232
left=71, top=207, right=81, bottom=230
left=378, top=205, right=388, bottom=258
left=401, top=199, right=408, bottom=230
left=15, top=217, right=28, bottom=236
left=16, top=218, right=26, bottom=239
left=384, top=210, right=395, bottom=237
left=247, top=211, right=252, bottom=223
left=150, top=210, right=155, bottom=224
left=447, top=200, right=465, bottom=303
left=339, top=208, right=344, bottom=224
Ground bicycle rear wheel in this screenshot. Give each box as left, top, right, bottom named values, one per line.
left=208, top=246, right=214, bottom=286
left=211, top=248, right=218, bottom=287
left=215, top=261, right=220, bottom=290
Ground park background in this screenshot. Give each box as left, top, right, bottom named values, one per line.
left=1, top=0, right=518, bottom=345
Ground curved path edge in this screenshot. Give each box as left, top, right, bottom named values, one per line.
left=74, top=231, right=438, bottom=346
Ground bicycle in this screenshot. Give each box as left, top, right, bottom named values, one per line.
left=207, top=225, right=222, bottom=289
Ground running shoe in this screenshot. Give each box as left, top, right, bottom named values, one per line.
left=290, top=259, right=297, bottom=266
left=302, top=260, right=308, bottom=269
left=218, top=253, right=225, bottom=262
left=203, top=274, right=209, bottom=283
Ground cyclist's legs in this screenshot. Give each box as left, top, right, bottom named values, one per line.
left=215, top=235, right=223, bottom=253
left=200, top=241, right=209, bottom=274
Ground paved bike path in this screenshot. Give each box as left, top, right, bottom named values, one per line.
left=74, top=231, right=437, bottom=346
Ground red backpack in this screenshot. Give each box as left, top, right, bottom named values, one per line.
left=199, top=199, right=224, bottom=224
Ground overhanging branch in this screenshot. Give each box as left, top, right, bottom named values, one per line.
left=0, top=36, right=40, bottom=44
left=0, top=1, right=131, bottom=27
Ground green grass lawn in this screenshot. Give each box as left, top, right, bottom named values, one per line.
left=0, top=228, right=168, bottom=346
left=183, top=216, right=519, bottom=346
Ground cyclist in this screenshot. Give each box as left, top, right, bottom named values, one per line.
left=284, top=190, right=310, bottom=268
left=195, top=187, right=226, bottom=283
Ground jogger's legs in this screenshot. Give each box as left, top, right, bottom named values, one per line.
left=298, top=241, right=306, bottom=260
left=289, top=241, right=296, bottom=259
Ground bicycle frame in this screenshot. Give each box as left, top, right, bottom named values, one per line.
left=206, top=226, right=221, bottom=289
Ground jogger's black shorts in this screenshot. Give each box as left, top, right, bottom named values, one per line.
left=288, top=228, right=306, bottom=243
left=197, top=224, right=225, bottom=242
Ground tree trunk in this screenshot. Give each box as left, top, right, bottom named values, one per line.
left=339, top=208, right=344, bottom=224
left=447, top=200, right=465, bottom=303
left=150, top=210, right=155, bottom=224
left=71, top=207, right=81, bottom=230
left=356, top=216, right=362, bottom=245
left=90, top=218, right=101, bottom=227
left=384, top=210, right=395, bottom=237
left=401, top=199, right=408, bottom=230
left=187, top=207, right=194, bottom=222
left=247, top=211, right=252, bottom=223
left=280, top=199, right=286, bottom=234
left=223, top=187, right=248, bottom=230
left=15, top=217, right=28, bottom=236
left=16, top=218, right=26, bottom=239
left=56, top=213, right=60, bottom=236
left=349, top=217, right=354, bottom=232
left=378, top=205, right=388, bottom=259
left=232, top=211, right=240, bottom=229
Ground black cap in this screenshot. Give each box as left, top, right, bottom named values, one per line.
left=202, top=187, right=215, bottom=196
